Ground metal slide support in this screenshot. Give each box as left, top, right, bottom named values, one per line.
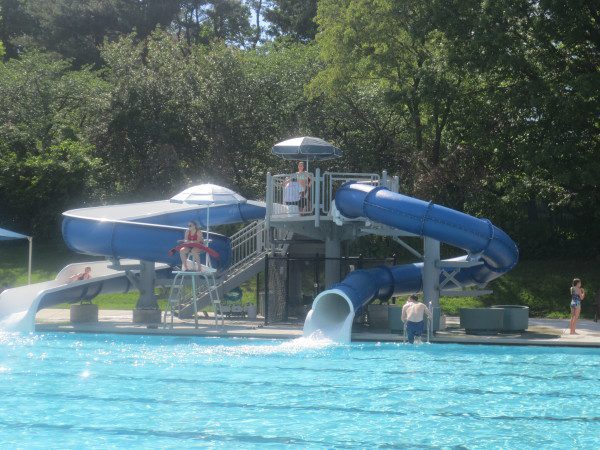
left=314, top=168, right=321, bottom=227
left=134, top=260, right=158, bottom=309
left=422, top=237, right=441, bottom=332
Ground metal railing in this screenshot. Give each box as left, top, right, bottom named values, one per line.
left=269, top=172, right=316, bottom=218
left=227, top=220, right=268, bottom=275
left=266, top=170, right=386, bottom=224
left=321, top=172, right=381, bottom=215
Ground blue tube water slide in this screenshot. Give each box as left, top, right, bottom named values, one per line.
left=303, top=182, right=519, bottom=341
left=62, top=201, right=266, bottom=270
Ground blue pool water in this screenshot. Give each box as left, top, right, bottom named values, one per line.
left=1, top=333, right=599, bottom=449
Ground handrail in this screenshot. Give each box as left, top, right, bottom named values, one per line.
left=265, top=170, right=382, bottom=222
left=227, top=220, right=268, bottom=274
left=427, top=302, right=432, bottom=343
left=224, top=219, right=290, bottom=277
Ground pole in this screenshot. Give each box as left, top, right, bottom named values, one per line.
left=423, top=237, right=441, bottom=332
left=27, top=237, right=32, bottom=284
left=264, top=253, right=269, bottom=325
left=205, top=204, right=212, bottom=267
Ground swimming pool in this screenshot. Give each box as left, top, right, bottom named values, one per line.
left=1, top=333, right=598, bottom=449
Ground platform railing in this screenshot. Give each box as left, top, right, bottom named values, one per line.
left=320, top=172, right=381, bottom=215
left=266, top=171, right=382, bottom=224
left=227, top=220, right=268, bottom=275
left=269, top=172, right=316, bottom=218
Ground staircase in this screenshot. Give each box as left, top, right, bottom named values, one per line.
left=178, top=220, right=290, bottom=317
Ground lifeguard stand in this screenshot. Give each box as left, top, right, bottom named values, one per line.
left=163, top=252, right=223, bottom=329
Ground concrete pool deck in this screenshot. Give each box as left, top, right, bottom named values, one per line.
left=34, top=309, right=600, bottom=347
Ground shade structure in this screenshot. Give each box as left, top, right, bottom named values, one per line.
left=271, top=137, right=342, bottom=171
left=0, top=227, right=32, bottom=284
left=0, top=227, right=28, bottom=240
left=170, top=184, right=247, bottom=205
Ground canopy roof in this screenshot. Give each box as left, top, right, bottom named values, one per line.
left=0, top=227, right=29, bottom=241
left=170, top=184, right=247, bottom=205
left=271, top=136, right=343, bottom=162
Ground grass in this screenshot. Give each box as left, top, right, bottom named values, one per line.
left=2, top=240, right=598, bottom=318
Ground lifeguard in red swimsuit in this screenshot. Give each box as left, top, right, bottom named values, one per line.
left=179, top=221, right=203, bottom=270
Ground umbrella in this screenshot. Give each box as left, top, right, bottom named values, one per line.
left=170, top=184, right=246, bottom=267
left=0, top=227, right=33, bottom=284
left=170, top=184, right=246, bottom=205
left=271, top=136, right=342, bottom=172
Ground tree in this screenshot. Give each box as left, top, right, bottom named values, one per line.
left=6, top=0, right=181, bottom=66
left=175, top=0, right=252, bottom=47
left=264, top=0, right=318, bottom=42
left=313, top=0, right=464, bottom=182
left=0, top=51, right=107, bottom=235
left=0, top=0, right=37, bottom=59
left=434, top=0, right=600, bottom=256
left=98, top=30, right=196, bottom=199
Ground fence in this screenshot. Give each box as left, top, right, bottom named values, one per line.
left=260, top=254, right=401, bottom=324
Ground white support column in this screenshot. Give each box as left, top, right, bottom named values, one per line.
left=422, top=237, right=441, bottom=332
left=382, top=170, right=388, bottom=189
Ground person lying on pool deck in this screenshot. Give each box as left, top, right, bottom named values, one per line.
left=401, top=293, right=431, bottom=343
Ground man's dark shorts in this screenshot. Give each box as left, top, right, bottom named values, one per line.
left=406, top=320, right=424, bottom=343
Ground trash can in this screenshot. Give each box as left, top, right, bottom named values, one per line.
left=459, top=308, right=504, bottom=334
left=491, top=305, right=529, bottom=332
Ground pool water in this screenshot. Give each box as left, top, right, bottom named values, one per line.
left=0, top=333, right=598, bottom=449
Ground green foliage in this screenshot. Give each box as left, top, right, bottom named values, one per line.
left=0, top=1, right=598, bottom=260
left=439, top=297, right=487, bottom=316
left=486, top=258, right=600, bottom=319
left=0, top=51, right=108, bottom=235
left=264, top=0, right=318, bottom=42
left=11, top=0, right=181, bottom=67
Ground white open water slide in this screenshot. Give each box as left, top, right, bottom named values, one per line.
left=0, top=260, right=139, bottom=332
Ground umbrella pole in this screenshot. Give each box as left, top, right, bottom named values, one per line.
left=206, top=205, right=211, bottom=267
left=27, top=237, right=32, bottom=284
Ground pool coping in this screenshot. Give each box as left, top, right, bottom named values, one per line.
left=34, top=309, right=600, bottom=348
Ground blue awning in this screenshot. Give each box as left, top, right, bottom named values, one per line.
left=0, top=227, right=29, bottom=241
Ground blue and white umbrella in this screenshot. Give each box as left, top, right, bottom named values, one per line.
left=271, top=137, right=342, bottom=171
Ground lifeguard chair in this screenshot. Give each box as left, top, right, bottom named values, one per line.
left=163, top=250, right=224, bottom=329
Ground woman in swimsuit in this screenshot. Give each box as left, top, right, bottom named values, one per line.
left=179, top=221, right=203, bottom=270
left=569, top=278, right=585, bottom=334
